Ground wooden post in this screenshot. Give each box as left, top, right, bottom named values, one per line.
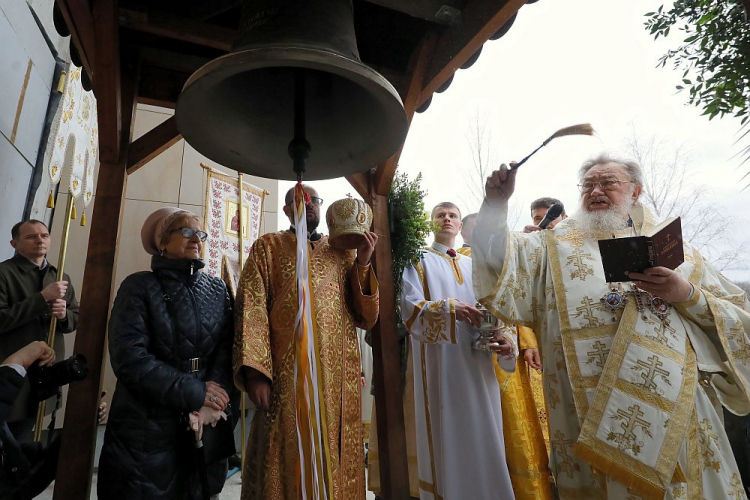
left=370, top=186, right=410, bottom=499
left=53, top=57, right=138, bottom=500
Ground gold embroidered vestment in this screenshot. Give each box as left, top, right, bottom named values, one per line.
left=234, top=231, right=379, bottom=500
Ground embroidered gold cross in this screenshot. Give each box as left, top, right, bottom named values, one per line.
left=555, top=227, right=587, bottom=248
left=632, top=355, right=671, bottom=392
left=575, top=296, right=605, bottom=327
left=729, top=473, right=745, bottom=500
left=608, top=404, right=651, bottom=456
left=586, top=340, right=610, bottom=368
left=698, top=418, right=721, bottom=472
left=529, top=247, right=543, bottom=277
left=516, top=265, right=531, bottom=290
left=642, top=316, right=678, bottom=349
left=550, top=430, right=579, bottom=478
left=728, top=321, right=750, bottom=364
left=566, top=248, right=595, bottom=281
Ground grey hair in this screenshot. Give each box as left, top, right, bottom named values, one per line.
left=578, top=152, right=644, bottom=188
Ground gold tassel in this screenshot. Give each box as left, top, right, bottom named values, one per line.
left=71, top=202, right=77, bottom=220
left=57, top=71, right=66, bottom=93
left=46, top=189, right=55, bottom=209
left=80, top=211, right=86, bottom=226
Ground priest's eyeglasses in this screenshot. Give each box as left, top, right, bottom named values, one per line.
left=577, top=180, right=633, bottom=193
left=309, top=196, right=324, bottom=206
left=172, top=227, right=208, bottom=241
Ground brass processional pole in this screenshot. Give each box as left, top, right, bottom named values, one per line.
left=33, top=191, right=76, bottom=442
left=237, top=172, right=247, bottom=470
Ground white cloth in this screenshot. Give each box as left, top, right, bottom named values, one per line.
left=473, top=202, right=750, bottom=500
left=401, top=242, right=515, bottom=500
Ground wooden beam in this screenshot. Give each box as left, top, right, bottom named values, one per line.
left=372, top=32, right=437, bottom=196
left=127, top=116, right=182, bottom=175
left=364, top=0, right=463, bottom=24
left=418, top=0, right=527, bottom=106
left=119, top=7, right=238, bottom=51
left=370, top=185, right=410, bottom=500
left=137, top=64, right=190, bottom=109
left=93, top=0, right=122, bottom=165
left=55, top=0, right=96, bottom=77
left=138, top=48, right=212, bottom=75
left=344, top=171, right=372, bottom=201
left=53, top=56, right=139, bottom=500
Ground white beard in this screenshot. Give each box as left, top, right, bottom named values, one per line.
left=575, top=203, right=631, bottom=234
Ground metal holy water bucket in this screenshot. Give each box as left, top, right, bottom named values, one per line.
left=472, top=304, right=512, bottom=353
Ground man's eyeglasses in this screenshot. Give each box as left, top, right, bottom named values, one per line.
left=289, top=196, right=324, bottom=207
left=577, top=180, right=633, bottom=193
left=172, top=227, right=208, bottom=241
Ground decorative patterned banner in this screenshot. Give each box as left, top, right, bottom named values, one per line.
left=202, top=167, right=266, bottom=294
left=46, top=63, right=98, bottom=192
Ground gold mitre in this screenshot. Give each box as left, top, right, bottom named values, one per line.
left=326, top=195, right=373, bottom=249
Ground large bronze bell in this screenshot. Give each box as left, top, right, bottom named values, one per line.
left=176, top=0, right=408, bottom=180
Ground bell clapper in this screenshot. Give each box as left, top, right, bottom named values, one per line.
left=288, top=69, right=311, bottom=181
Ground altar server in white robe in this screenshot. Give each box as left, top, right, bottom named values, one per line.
left=473, top=152, right=750, bottom=500
left=401, top=201, right=517, bottom=500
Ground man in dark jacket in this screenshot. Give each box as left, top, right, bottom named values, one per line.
left=0, top=220, right=79, bottom=443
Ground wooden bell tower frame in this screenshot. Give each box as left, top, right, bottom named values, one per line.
left=50, top=1, right=528, bottom=498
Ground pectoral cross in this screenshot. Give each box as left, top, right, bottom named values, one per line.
left=575, top=296, right=605, bottom=327
left=633, top=355, right=670, bottom=392
left=586, top=340, right=610, bottom=368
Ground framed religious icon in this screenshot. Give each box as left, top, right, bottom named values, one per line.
left=225, top=199, right=250, bottom=239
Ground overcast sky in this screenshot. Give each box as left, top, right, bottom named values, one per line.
left=277, top=0, right=749, bottom=282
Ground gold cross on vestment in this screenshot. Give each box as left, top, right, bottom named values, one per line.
left=575, top=296, right=605, bottom=327
left=608, top=404, right=651, bottom=456
left=550, top=430, right=579, bottom=479
left=728, top=321, right=750, bottom=364
left=586, top=340, right=610, bottom=368
left=633, top=355, right=670, bottom=392
left=566, top=248, right=595, bottom=281
left=555, top=227, right=587, bottom=248
left=642, top=316, right=678, bottom=349
left=698, top=418, right=721, bottom=472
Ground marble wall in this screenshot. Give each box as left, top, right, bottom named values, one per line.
left=0, top=0, right=58, bottom=262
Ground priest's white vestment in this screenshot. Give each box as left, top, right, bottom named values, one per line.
left=473, top=204, right=750, bottom=500
left=402, top=242, right=516, bottom=500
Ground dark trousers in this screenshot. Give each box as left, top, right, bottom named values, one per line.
left=725, top=408, right=750, bottom=496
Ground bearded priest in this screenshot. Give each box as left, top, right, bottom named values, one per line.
left=472, top=152, right=750, bottom=500
left=401, top=201, right=516, bottom=500
left=234, top=184, right=379, bottom=500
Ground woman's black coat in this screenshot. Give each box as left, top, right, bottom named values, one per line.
left=98, top=257, right=233, bottom=500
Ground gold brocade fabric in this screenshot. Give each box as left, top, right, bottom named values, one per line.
left=495, top=327, right=554, bottom=500
left=234, top=231, right=379, bottom=500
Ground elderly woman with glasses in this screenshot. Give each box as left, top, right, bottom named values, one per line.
left=98, top=207, right=234, bottom=500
